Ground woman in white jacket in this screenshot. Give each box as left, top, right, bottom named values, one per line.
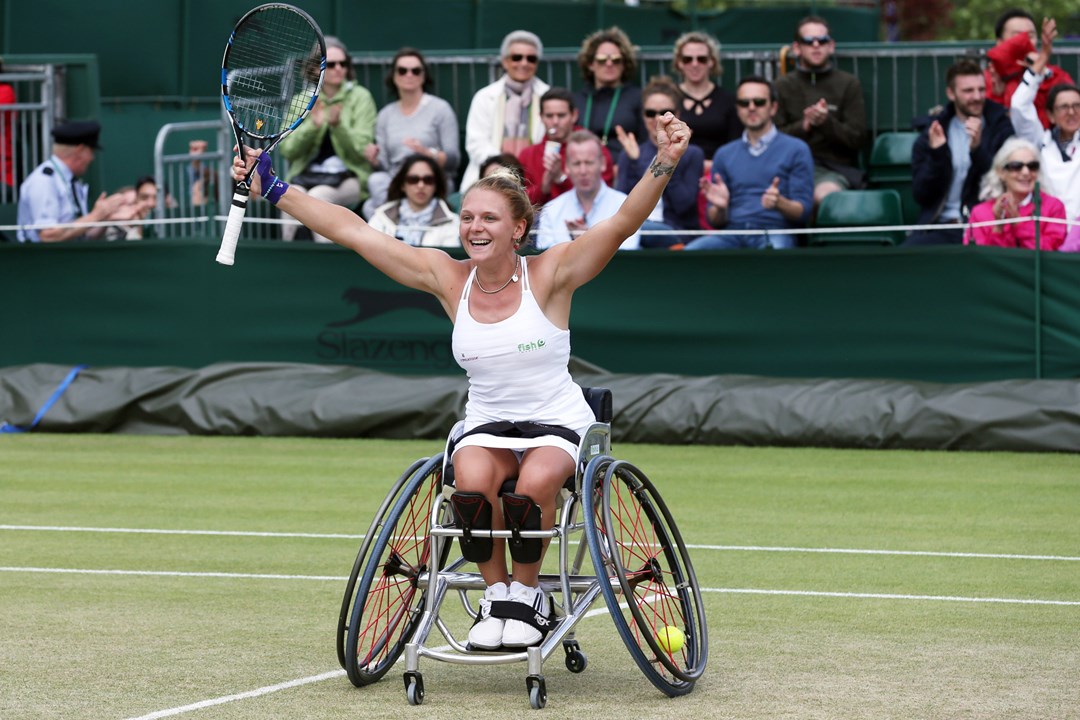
left=460, top=30, right=549, bottom=193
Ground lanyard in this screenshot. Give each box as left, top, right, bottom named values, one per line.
left=49, top=158, right=84, bottom=215
left=584, top=85, right=622, bottom=146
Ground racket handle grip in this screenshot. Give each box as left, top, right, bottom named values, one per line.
left=216, top=187, right=250, bottom=266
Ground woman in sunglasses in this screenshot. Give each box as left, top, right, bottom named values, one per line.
left=671, top=31, right=740, bottom=159
left=460, top=30, right=549, bottom=192
left=573, top=27, right=643, bottom=157
left=364, top=48, right=460, bottom=219
left=964, top=137, right=1067, bottom=249
left=278, top=36, right=377, bottom=242
left=614, top=77, right=704, bottom=247
left=367, top=154, right=458, bottom=248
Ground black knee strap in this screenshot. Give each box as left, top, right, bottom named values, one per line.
left=450, top=491, right=493, bottom=563
left=502, top=492, right=543, bottom=564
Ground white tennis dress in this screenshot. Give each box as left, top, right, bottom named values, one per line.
left=452, top=256, right=595, bottom=460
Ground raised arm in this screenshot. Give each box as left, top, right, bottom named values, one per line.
left=548, top=113, right=690, bottom=290
left=233, top=149, right=458, bottom=305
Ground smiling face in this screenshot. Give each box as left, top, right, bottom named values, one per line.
left=1049, top=89, right=1080, bottom=139
left=459, top=188, right=526, bottom=257
left=676, top=41, right=714, bottom=84
left=998, top=146, right=1040, bottom=198
left=590, top=41, right=625, bottom=88
left=946, top=72, right=986, bottom=119
left=501, top=41, right=539, bottom=83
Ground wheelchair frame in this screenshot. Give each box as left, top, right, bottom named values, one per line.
left=337, top=390, right=708, bottom=710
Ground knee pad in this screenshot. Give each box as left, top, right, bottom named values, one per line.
left=502, top=492, right=543, bottom=564
left=450, top=491, right=493, bottom=563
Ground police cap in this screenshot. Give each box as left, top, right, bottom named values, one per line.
left=52, top=120, right=103, bottom=149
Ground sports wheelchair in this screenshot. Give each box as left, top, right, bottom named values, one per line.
left=337, top=388, right=707, bottom=709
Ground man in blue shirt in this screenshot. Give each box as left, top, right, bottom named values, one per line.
left=688, top=76, right=814, bottom=249
left=533, top=129, right=652, bottom=250
left=16, top=120, right=129, bottom=242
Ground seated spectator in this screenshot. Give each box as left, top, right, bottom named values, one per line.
left=16, top=120, right=132, bottom=242
left=366, top=154, right=458, bottom=248
left=278, top=36, right=376, bottom=242
left=964, top=138, right=1065, bottom=250
left=480, top=153, right=526, bottom=183
left=1063, top=222, right=1080, bottom=252
left=363, top=47, right=460, bottom=218
left=461, top=30, right=549, bottom=192
left=1009, top=17, right=1080, bottom=221
left=614, top=77, right=704, bottom=248
left=985, top=8, right=1074, bottom=130
left=774, top=15, right=868, bottom=207
left=905, top=59, right=1014, bottom=246
left=687, top=76, right=813, bottom=250
left=517, top=87, right=613, bottom=205
left=671, top=31, right=740, bottom=161
left=104, top=175, right=159, bottom=240
left=573, top=27, right=643, bottom=157
left=533, top=129, right=651, bottom=251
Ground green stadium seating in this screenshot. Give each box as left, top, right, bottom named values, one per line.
left=868, top=132, right=920, bottom=225
left=811, top=189, right=905, bottom=246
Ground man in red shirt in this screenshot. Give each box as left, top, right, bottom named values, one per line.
left=517, top=87, right=612, bottom=205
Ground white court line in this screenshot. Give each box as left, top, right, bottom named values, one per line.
left=3, top=566, right=1078, bottom=607
left=3, top=524, right=1078, bottom=562
left=123, top=669, right=346, bottom=720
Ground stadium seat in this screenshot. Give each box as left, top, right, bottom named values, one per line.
left=867, top=132, right=919, bottom=225
left=811, top=189, right=905, bottom=246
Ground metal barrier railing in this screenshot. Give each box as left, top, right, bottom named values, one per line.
left=0, top=66, right=55, bottom=205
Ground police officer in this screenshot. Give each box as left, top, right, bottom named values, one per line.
left=16, top=120, right=129, bottom=242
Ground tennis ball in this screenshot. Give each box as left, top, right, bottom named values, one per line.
left=656, top=625, right=685, bottom=653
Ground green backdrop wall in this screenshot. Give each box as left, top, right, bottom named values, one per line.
left=2, top=240, right=1078, bottom=383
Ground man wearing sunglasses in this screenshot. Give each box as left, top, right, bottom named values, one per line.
left=686, top=76, right=814, bottom=250
left=774, top=15, right=868, bottom=208
left=906, top=59, right=1014, bottom=246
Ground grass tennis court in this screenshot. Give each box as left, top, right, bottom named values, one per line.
left=2, top=435, right=1078, bottom=719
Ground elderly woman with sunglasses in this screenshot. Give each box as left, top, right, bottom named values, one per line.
left=460, top=30, right=549, bottom=193
left=572, top=27, right=643, bottom=157
left=671, top=31, right=740, bottom=160
left=367, top=154, right=458, bottom=248
left=278, top=36, right=376, bottom=242
left=964, top=137, right=1067, bottom=250
left=363, top=48, right=460, bottom=219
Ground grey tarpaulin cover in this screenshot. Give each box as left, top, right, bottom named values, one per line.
left=2, top=363, right=1079, bottom=451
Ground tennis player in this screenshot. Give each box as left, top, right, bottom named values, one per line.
left=233, top=112, right=691, bottom=649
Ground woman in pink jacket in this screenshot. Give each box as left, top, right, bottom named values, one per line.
left=965, top=137, right=1066, bottom=250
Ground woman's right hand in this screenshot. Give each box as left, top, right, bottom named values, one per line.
left=232, top=146, right=262, bottom=195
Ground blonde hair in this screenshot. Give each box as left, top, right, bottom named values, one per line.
left=464, top=172, right=536, bottom=243
left=672, top=31, right=722, bottom=78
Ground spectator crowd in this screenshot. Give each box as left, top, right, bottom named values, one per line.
left=10, top=9, right=1080, bottom=252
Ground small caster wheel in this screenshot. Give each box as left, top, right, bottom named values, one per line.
left=404, top=671, right=424, bottom=706
left=563, top=640, right=587, bottom=673
left=526, top=674, right=547, bottom=710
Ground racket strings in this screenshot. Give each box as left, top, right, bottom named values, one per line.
left=225, top=7, right=322, bottom=137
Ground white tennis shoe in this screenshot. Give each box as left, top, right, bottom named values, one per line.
left=502, top=581, right=550, bottom=648
left=468, top=582, right=508, bottom=649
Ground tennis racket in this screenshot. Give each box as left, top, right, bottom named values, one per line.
left=216, top=3, right=325, bottom=266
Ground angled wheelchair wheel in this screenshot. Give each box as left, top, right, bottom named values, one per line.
left=583, top=456, right=708, bottom=697
left=337, top=457, right=429, bottom=670
left=343, top=453, right=449, bottom=686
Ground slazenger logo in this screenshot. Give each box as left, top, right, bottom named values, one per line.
left=517, top=339, right=546, bottom=353
left=329, top=287, right=444, bottom=327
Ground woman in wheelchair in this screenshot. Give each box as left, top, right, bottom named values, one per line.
left=234, top=113, right=692, bottom=649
